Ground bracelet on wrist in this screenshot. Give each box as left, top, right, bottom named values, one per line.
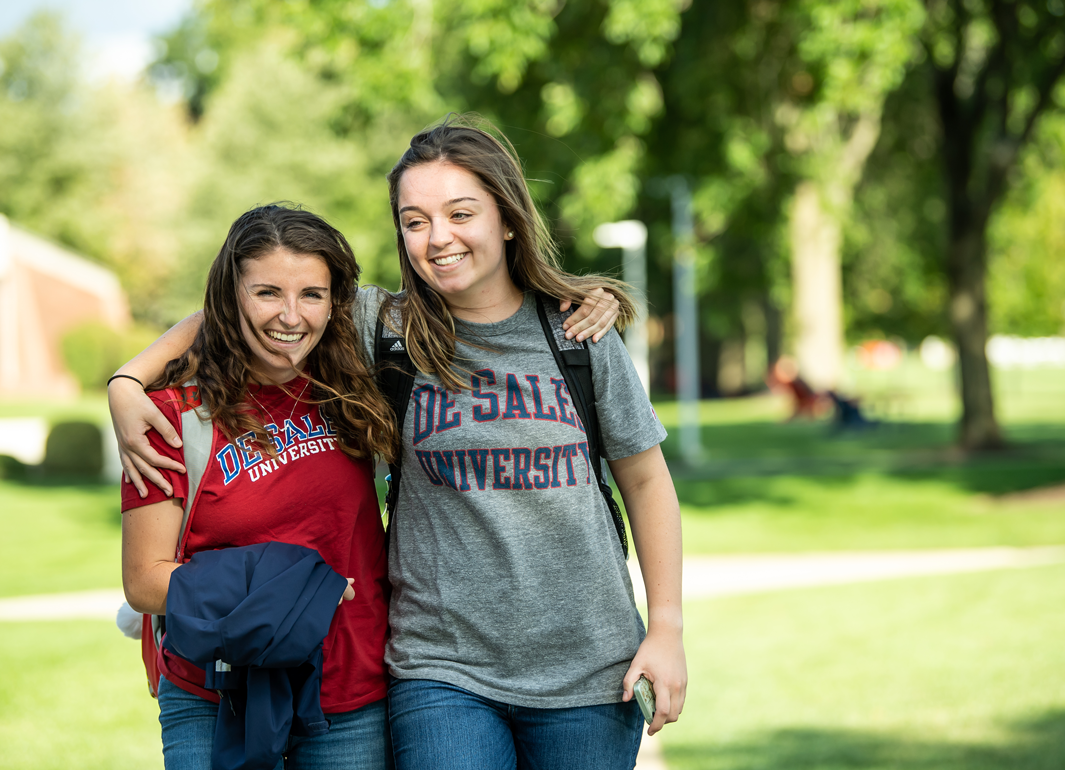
left=107, top=374, right=145, bottom=389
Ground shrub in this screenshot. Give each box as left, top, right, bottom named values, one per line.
left=60, top=322, right=122, bottom=391
left=61, top=322, right=163, bottom=391
left=0, top=454, right=28, bottom=480
left=42, top=421, right=103, bottom=478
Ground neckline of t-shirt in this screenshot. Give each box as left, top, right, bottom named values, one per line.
left=246, top=374, right=312, bottom=403
left=453, top=292, right=535, bottom=339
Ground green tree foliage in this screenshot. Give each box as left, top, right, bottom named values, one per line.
left=145, top=1, right=440, bottom=305
left=846, top=7, right=1065, bottom=344
left=640, top=1, right=923, bottom=391
left=641, top=1, right=793, bottom=390
left=60, top=322, right=123, bottom=392
left=149, top=12, right=228, bottom=121
left=61, top=322, right=163, bottom=391
left=7, top=0, right=1065, bottom=450
left=171, top=42, right=404, bottom=314
left=0, top=13, right=107, bottom=253
left=988, top=111, right=1065, bottom=336
left=779, top=0, right=925, bottom=390
left=0, top=12, right=192, bottom=324
left=174, top=0, right=684, bottom=248
left=844, top=65, right=951, bottom=343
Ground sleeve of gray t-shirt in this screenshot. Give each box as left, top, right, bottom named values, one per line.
left=587, top=328, right=667, bottom=461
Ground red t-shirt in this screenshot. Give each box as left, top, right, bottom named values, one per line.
left=121, top=379, right=389, bottom=714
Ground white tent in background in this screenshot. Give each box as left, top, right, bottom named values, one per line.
left=0, top=214, right=130, bottom=397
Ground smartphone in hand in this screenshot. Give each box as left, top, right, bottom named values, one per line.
left=633, top=676, right=655, bottom=724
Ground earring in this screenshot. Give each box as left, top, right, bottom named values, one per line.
left=506, top=230, right=515, bottom=239
left=328, top=311, right=332, bottom=321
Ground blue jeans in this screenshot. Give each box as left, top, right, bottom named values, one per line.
left=387, top=678, right=643, bottom=770
left=157, top=676, right=390, bottom=770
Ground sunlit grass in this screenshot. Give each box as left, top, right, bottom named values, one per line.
left=0, top=393, right=111, bottom=424
left=663, top=563, right=1065, bottom=769
left=0, top=621, right=161, bottom=770
left=674, top=460, right=1065, bottom=555
left=646, top=360, right=1065, bottom=555
left=0, top=481, right=122, bottom=597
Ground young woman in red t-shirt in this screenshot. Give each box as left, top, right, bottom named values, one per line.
left=119, top=204, right=397, bottom=770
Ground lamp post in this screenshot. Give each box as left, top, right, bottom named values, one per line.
left=592, top=220, right=649, bottom=394
left=666, top=177, right=702, bottom=465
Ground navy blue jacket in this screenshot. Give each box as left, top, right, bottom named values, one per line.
left=163, top=541, right=348, bottom=770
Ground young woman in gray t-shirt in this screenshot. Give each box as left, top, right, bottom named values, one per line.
left=377, top=116, right=685, bottom=770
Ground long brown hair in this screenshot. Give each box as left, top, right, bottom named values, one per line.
left=385, top=114, right=636, bottom=391
left=156, top=203, right=396, bottom=462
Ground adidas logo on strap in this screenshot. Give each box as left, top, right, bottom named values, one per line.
left=389, top=340, right=405, bottom=353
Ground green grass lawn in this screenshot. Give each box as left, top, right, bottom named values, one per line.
left=2, top=562, right=1061, bottom=770
left=676, top=465, right=1065, bottom=554
left=0, top=393, right=111, bottom=424
left=648, top=360, right=1065, bottom=555
left=0, top=481, right=122, bottom=597
left=662, top=562, right=1065, bottom=769
left=0, top=621, right=161, bottom=770
left=651, top=406, right=1065, bottom=554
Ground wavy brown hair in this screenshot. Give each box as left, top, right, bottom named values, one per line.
left=155, top=204, right=396, bottom=463
left=384, top=114, right=636, bottom=391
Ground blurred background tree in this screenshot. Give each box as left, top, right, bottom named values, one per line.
left=3, top=0, right=1065, bottom=447
left=0, top=12, right=191, bottom=325
left=987, top=111, right=1065, bottom=337
left=922, top=0, right=1065, bottom=448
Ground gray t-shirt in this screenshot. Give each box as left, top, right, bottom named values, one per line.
left=354, top=287, right=667, bottom=708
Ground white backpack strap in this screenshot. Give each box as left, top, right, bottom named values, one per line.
left=177, top=380, right=213, bottom=558
left=179, top=403, right=212, bottom=547
left=127, top=384, right=213, bottom=654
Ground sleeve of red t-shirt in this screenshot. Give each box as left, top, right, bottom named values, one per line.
left=119, top=391, right=191, bottom=512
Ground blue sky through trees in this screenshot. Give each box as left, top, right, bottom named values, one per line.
left=0, top=0, right=190, bottom=78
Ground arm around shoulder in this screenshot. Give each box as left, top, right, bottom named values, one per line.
left=109, top=312, right=204, bottom=496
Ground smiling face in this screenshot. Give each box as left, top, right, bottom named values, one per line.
left=238, top=248, right=332, bottom=384
left=397, top=160, right=520, bottom=321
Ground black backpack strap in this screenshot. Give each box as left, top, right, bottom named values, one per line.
left=535, top=294, right=629, bottom=558
left=374, top=308, right=416, bottom=532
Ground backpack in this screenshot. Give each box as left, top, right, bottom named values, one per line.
left=122, top=384, right=214, bottom=698
left=374, top=294, right=629, bottom=557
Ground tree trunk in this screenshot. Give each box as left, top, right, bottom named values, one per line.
left=788, top=112, right=880, bottom=393
left=764, top=293, right=783, bottom=377
left=717, top=335, right=747, bottom=396
left=789, top=180, right=844, bottom=391
left=947, top=224, right=1003, bottom=449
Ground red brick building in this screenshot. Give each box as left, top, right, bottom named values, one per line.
left=0, top=215, right=130, bottom=396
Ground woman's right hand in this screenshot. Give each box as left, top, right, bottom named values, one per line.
left=339, top=578, right=355, bottom=605
left=109, top=378, right=185, bottom=498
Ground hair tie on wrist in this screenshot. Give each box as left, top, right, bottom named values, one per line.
left=107, top=374, right=145, bottom=389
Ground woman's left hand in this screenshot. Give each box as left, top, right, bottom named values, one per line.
left=622, top=625, right=687, bottom=736
left=559, top=288, right=620, bottom=343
